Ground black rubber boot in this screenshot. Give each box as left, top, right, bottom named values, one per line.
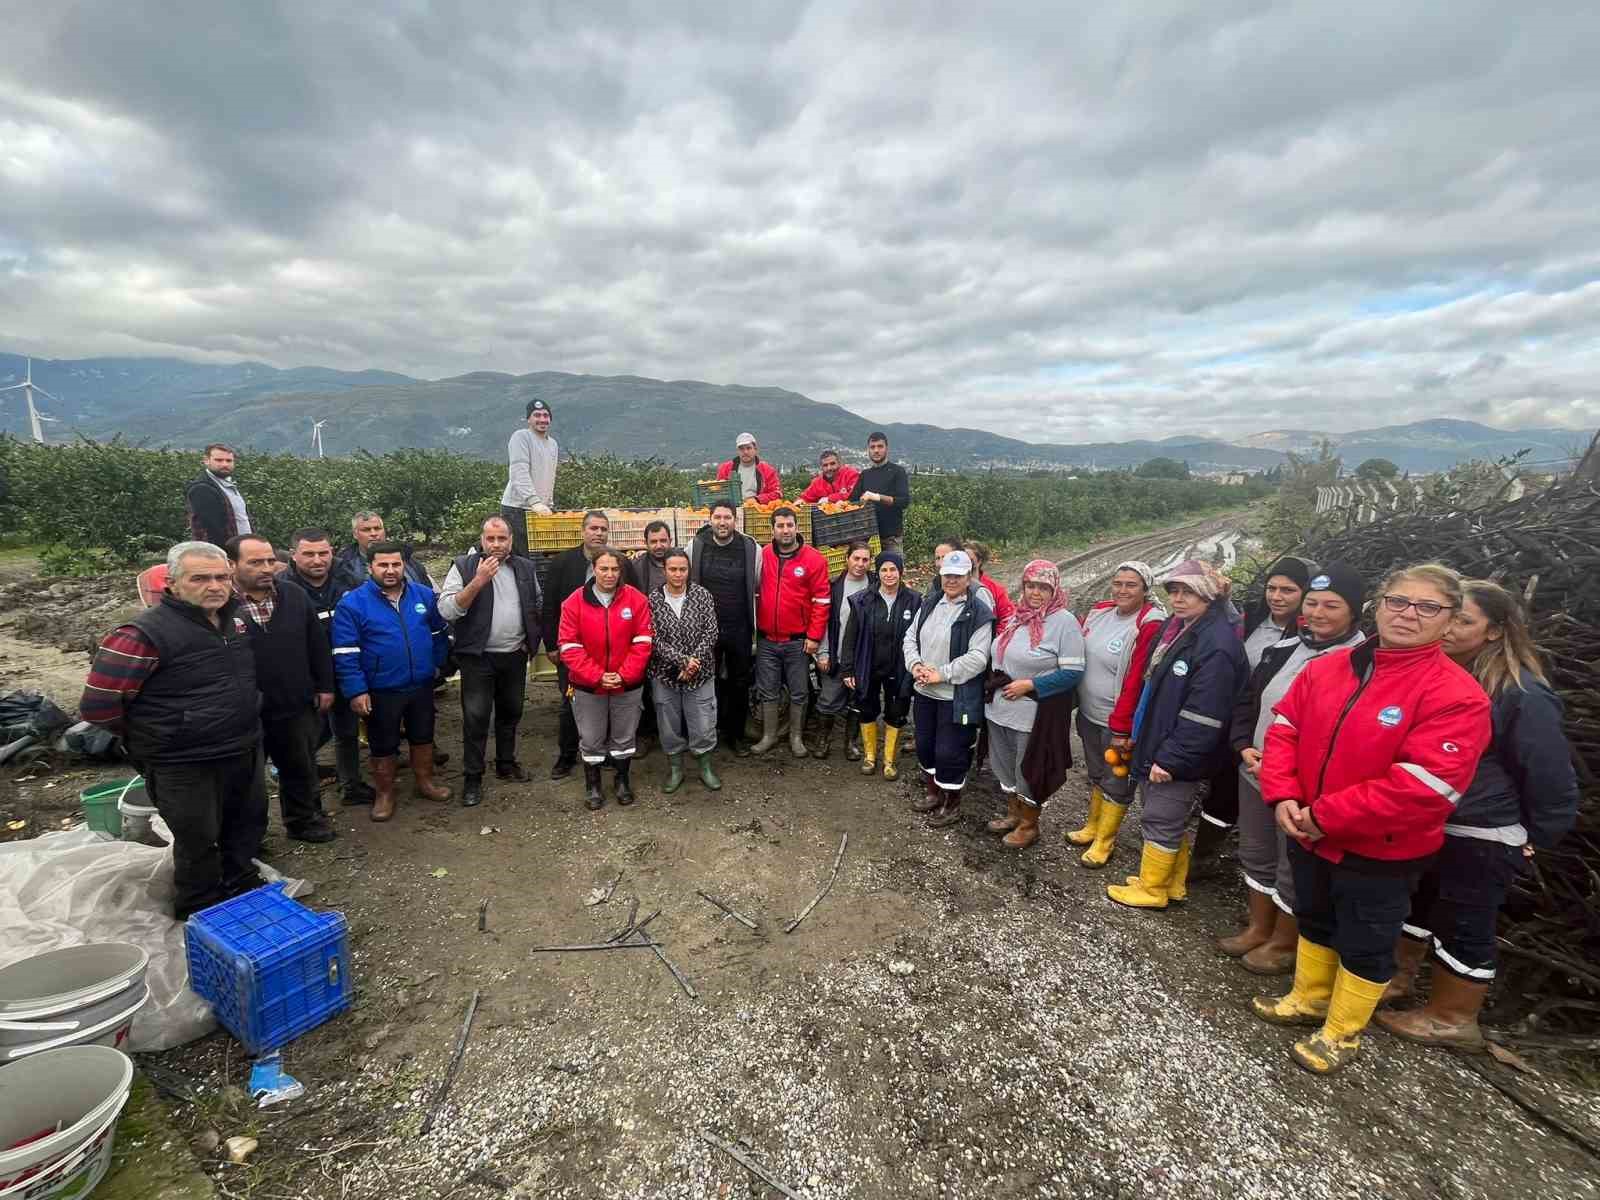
left=462, top=776, right=483, bottom=808
left=811, top=715, right=835, bottom=760
left=614, top=758, right=636, bottom=806
left=583, top=764, right=604, bottom=810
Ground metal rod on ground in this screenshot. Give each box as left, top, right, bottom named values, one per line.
left=635, top=929, right=697, bottom=1000
left=697, top=889, right=759, bottom=931
left=784, top=832, right=848, bottom=935
left=420, top=989, right=481, bottom=1135
left=700, top=1132, right=805, bottom=1199
left=530, top=940, right=661, bottom=953
left=605, top=903, right=657, bottom=944
left=606, top=896, right=639, bottom=942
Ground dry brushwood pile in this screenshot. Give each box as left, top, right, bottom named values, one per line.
left=1292, top=473, right=1600, bottom=1036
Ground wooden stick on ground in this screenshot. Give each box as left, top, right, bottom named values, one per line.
left=635, top=928, right=698, bottom=1000
left=606, top=906, right=658, bottom=944
left=420, top=989, right=480, bottom=1135
left=530, top=940, right=661, bottom=953
left=696, top=889, right=759, bottom=931
left=784, top=832, right=848, bottom=935
left=700, top=1132, right=805, bottom=1199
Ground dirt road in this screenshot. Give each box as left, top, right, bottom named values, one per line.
left=3, top=542, right=1597, bottom=1199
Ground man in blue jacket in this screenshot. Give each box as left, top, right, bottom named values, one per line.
left=332, top=541, right=453, bottom=821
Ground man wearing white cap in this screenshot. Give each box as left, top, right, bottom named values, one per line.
left=501, top=397, right=559, bottom=558
left=716, top=433, right=783, bottom=503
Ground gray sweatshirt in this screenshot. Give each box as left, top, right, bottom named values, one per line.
left=903, top=593, right=993, bottom=702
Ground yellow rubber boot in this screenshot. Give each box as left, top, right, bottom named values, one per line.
left=882, top=725, right=901, bottom=780
left=1252, top=939, right=1339, bottom=1026
left=1066, top=786, right=1103, bottom=846
left=859, top=721, right=879, bottom=775
left=1293, top=967, right=1388, bottom=1074
left=1166, top=839, right=1193, bottom=902
left=1079, top=800, right=1128, bottom=869
left=1106, top=843, right=1178, bottom=908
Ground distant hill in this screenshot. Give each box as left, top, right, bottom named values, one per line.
left=1242, top=419, right=1586, bottom=473
left=0, top=352, right=1587, bottom=475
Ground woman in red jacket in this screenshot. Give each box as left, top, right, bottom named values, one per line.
left=1253, top=563, right=1491, bottom=1075
left=558, top=549, right=655, bottom=810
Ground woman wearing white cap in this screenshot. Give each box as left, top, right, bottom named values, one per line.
left=1072, top=561, right=1166, bottom=867
left=1107, top=560, right=1248, bottom=909
left=716, top=433, right=783, bottom=503
left=903, top=549, right=995, bottom=828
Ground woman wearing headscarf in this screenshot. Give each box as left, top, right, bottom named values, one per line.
left=558, top=548, right=655, bottom=810
left=1220, top=564, right=1368, bottom=973
left=982, top=560, right=1086, bottom=849
left=841, top=550, right=922, bottom=779
left=1107, top=560, right=1247, bottom=909
left=903, top=549, right=995, bottom=826
left=1376, top=580, right=1578, bottom=1049
left=1073, top=561, right=1165, bottom=867
left=1253, top=563, right=1491, bottom=1075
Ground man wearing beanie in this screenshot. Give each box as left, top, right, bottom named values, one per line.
left=502, top=398, right=560, bottom=558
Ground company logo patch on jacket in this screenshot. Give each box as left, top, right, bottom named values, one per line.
left=414, top=602, right=427, bottom=614
left=621, top=607, right=632, bottom=619
left=1107, top=635, right=1126, bottom=653
left=794, top=566, right=806, bottom=577
left=1377, top=705, right=1403, bottom=727
left=1172, top=660, right=1189, bottom=677
left=1310, top=574, right=1332, bottom=589
left=233, top=617, right=248, bottom=634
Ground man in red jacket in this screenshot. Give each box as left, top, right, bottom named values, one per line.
left=716, top=432, right=783, bottom=503
left=751, top=507, right=830, bottom=757
left=798, top=449, right=860, bottom=504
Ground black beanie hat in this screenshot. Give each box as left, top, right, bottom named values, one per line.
left=1265, top=556, right=1313, bottom=592
left=1306, top=561, right=1366, bottom=618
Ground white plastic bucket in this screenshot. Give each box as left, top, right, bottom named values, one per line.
left=0, top=1045, right=133, bottom=1198
left=0, top=945, right=149, bottom=1062
left=116, top=795, right=162, bottom=847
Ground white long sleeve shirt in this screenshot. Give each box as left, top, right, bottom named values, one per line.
left=501, top=428, right=559, bottom=510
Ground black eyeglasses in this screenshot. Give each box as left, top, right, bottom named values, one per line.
left=1381, top=594, right=1455, bottom=619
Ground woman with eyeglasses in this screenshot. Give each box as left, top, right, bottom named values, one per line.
left=1252, top=563, right=1491, bottom=1075
left=1375, top=580, right=1578, bottom=1049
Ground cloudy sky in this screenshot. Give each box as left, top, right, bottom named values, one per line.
left=3, top=2, right=1598, bottom=442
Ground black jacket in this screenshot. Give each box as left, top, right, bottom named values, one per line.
left=1131, top=606, right=1247, bottom=783
left=241, top=580, right=336, bottom=721
left=1230, top=627, right=1366, bottom=754
left=448, top=551, right=543, bottom=656
left=185, top=472, right=247, bottom=547
left=333, top=543, right=433, bottom=593
left=848, top=461, right=912, bottom=538
left=1449, top=672, right=1580, bottom=849
left=628, top=552, right=669, bottom=598
left=841, top=585, right=921, bottom=693
left=126, top=595, right=260, bottom=765
left=542, top=546, right=595, bottom=655
left=688, top=526, right=759, bottom=632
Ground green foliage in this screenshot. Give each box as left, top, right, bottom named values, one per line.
left=1134, top=456, right=1190, bottom=480
left=1262, top=439, right=1342, bottom=551
left=1353, top=457, right=1400, bottom=481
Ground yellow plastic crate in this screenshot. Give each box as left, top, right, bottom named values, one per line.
left=741, top=502, right=811, bottom=546
left=527, top=512, right=587, bottom=552
left=603, top=507, right=677, bottom=552
left=822, top=535, right=881, bottom=576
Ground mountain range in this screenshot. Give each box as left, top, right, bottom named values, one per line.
left=1, top=352, right=1588, bottom=475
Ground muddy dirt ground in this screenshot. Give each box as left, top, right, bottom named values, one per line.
left=3, top=544, right=1598, bottom=1200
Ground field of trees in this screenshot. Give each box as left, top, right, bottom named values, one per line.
left=0, top=437, right=1267, bottom=572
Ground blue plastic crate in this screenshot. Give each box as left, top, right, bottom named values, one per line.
left=185, top=883, right=352, bottom=1054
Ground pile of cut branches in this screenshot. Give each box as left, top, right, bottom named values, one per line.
left=1289, top=459, right=1600, bottom=1035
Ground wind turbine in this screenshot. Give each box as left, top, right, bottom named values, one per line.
left=311, top=418, right=327, bottom=458
left=0, top=358, right=61, bottom=444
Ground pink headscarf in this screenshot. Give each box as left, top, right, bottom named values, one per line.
left=994, top=559, right=1068, bottom=662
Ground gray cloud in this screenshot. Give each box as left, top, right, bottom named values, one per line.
left=2, top=0, right=1598, bottom=441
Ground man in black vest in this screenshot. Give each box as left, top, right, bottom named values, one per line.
left=438, top=515, right=543, bottom=806
left=283, top=526, right=372, bottom=808
left=540, top=510, right=610, bottom=779
left=80, top=541, right=268, bottom=920
left=228, top=534, right=337, bottom=843
left=687, top=500, right=761, bottom=756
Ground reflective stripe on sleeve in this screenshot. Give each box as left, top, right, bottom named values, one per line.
left=1179, top=708, right=1222, bottom=729
left=632, top=636, right=653, bottom=643
left=1397, top=762, right=1462, bottom=804
left=1432, top=938, right=1495, bottom=980
left=1058, top=655, right=1086, bottom=669
left=332, top=647, right=360, bottom=655
left=559, top=642, right=583, bottom=652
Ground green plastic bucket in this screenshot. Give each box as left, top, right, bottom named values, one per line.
left=79, top=779, right=145, bottom=837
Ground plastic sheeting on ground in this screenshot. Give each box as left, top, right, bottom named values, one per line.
left=0, top=826, right=312, bottom=1051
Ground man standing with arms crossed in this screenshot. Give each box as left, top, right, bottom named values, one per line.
left=185, top=444, right=252, bottom=548
left=437, top=516, right=542, bottom=807
left=501, top=398, right=559, bottom=558
left=541, top=510, right=611, bottom=779
left=688, top=500, right=760, bottom=757
left=750, top=507, right=830, bottom=758
left=849, top=431, right=912, bottom=556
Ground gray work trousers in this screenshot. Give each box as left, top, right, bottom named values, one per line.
left=986, top=720, right=1036, bottom=806
left=571, top=688, right=644, bottom=764
left=1077, top=713, right=1136, bottom=803
left=653, top=682, right=718, bottom=756
left=1237, top=769, right=1298, bottom=913
left=1137, top=778, right=1204, bottom=851
left=817, top=670, right=851, bottom=716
